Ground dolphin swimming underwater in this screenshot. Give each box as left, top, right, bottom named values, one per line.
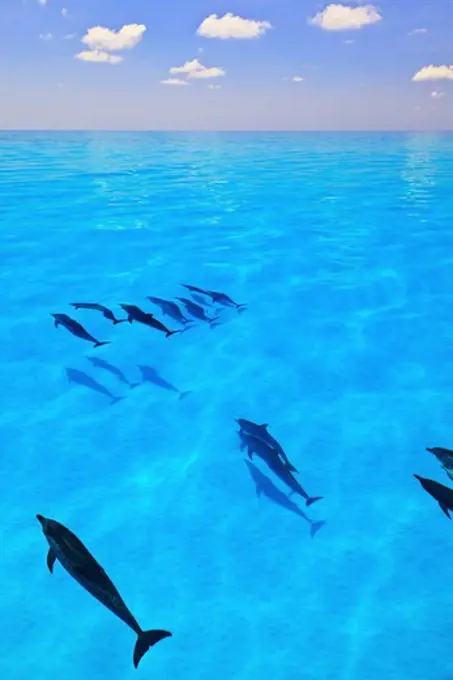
left=146, top=297, right=192, bottom=325
left=87, top=356, right=139, bottom=388
left=175, top=297, right=217, bottom=324
left=66, top=368, right=123, bottom=405
left=36, top=515, right=172, bottom=668
left=237, top=418, right=298, bottom=473
left=51, top=314, right=110, bottom=348
left=70, top=303, right=127, bottom=325
left=119, top=305, right=179, bottom=337
left=244, top=460, right=325, bottom=538
left=414, top=474, right=453, bottom=519
left=239, top=431, right=322, bottom=507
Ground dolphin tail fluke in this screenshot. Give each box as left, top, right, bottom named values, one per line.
left=94, top=341, right=111, bottom=348
left=110, top=396, right=124, bottom=405
left=237, top=304, right=247, bottom=313
left=113, top=318, right=128, bottom=325
left=129, top=382, right=141, bottom=389
left=178, top=390, right=192, bottom=400
left=133, top=629, right=172, bottom=669
left=166, top=330, right=180, bottom=338
left=306, top=496, right=323, bottom=507
left=310, top=520, right=326, bottom=538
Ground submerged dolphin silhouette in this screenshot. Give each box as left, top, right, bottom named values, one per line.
left=70, top=303, right=127, bottom=325
left=66, top=367, right=123, bottom=405
left=239, top=431, right=322, bottom=507
left=137, top=365, right=191, bottom=400
left=36, top=514, right=172, bottom=668
left=87, top=356, right=139, bottom=388
left=244, top=460, right=325, bottom=538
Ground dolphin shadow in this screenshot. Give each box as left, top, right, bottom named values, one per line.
left=244, top=459, right=325, bottom=538
left=136, top=365, right=191, bottom=400
left=87, top=356, right=140, bottom=388
left=65, top=368, right=124, bottom=405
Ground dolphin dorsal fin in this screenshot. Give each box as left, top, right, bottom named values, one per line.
left=260, top=423, right=269, bottom=429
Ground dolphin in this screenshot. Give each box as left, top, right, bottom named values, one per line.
left=427, top=447, right=453, bottom=468
left=244, top=460, right=325, bottom=538
left=51, top=314, right=110, bottom=348
left=181, top=284, right=211, bottom=298
left=119, top=305, right=179, bottom=337
left=118, top=304, right=155, bottom=325
left=70, top=303, right=127, bottom=325
left=137, top=365, right=191, bottom=400
left=66, top=368, right=123, bottom=405
left=146, top=297, right=192, bottom=325
left=414, top=474, right=453, bottom=519
left=206, top=290, right=246, bottom=312
left=175, top=297, right=217, bottom=324
left=36, top=515, right=172, bottom=668
left=142, top=315, right=180, bottom=338
left=239, top=432, right=322, bottom=507
left=87, top=357, right=139, bottom=389
left=237, top=419, right=298, bottom=473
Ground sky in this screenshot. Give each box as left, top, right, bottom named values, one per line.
left=0, top=0, right=452, bottom=130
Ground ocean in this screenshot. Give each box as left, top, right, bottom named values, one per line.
left=1, top=131, right=453, bottom=680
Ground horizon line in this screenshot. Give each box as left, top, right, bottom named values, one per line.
left=0, top=128, right=452, bottom=134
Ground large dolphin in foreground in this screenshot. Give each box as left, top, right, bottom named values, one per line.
left=36, top=514, right=172, bottom=668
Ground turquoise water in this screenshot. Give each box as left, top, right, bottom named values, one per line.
left=2, top=131, right=453, bottom=679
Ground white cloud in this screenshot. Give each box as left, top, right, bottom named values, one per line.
left=75, top=50, right=123, bottom=64
left=169, top=58, right=225, bottom=80
left=412, top=65, right=453, bottom=82
left=197, top=13, right=271, bottom=40
left=344, top=39, right=354, bottom=44
left=170, top=59, right=203, bottom=75
left=292, top=76, right=304, bottom=82
left=39, top=32, right=53, bottom=41
left=37, top=0, right=47, bottom=6
left=409, top=28, right=427, bottom=36
left=189, top=66, right=225, bottom=80
left=431, top=90, right=445, bottom=98
left=309, top=4, right=382, bottom=31
left=81, top=24, right=146, bottom=52
left=63, top=33, right=76, bottom=40
left=61, top=8, right=68, bottom=18
left=208, top=84, right=221, bottom=90
left=161, top=78, right=189, bottom=86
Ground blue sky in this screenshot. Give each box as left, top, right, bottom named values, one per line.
left=1, top=0, right=452, bottom=129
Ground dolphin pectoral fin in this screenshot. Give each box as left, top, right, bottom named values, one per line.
left=439, top=502, right=451, bottom=519
left=247, top=449, right=253, bottom=460
left=133, top=629, right=172, bottom=669
left=255, top=485, right=262, bottom=498
left=47, top=548, right=57, bottom=573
